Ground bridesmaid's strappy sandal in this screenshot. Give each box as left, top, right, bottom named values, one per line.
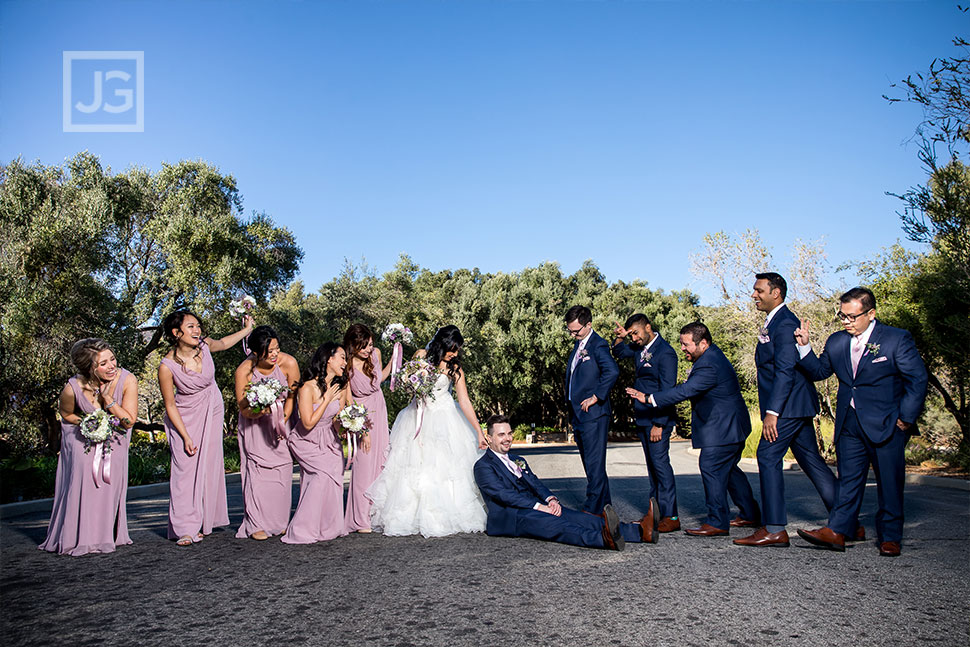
left=176, top=535, right=193, bottom=546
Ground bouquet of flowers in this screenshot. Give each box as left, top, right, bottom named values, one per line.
left=245, top=378, right=288, bottom=415
left=338, top=403, right=370, bottom=461
left=229, top=295, right=257, bottom=318
left=381, top=323, right=414, bottom=346
left=383, top=323, right=414, bottom=391
left=397, top=358, right=439, bottom=403
left=338, top=403, right=369, bottom=436
left=79, top=409, right=125, bottom=454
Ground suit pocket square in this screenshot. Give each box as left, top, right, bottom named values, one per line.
left=872, top=356, right=888, bottom=363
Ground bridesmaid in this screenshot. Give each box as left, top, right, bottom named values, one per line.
left=233, top=326, right=299, bottom=541
left=159, top=309, right=252, bottom=547
left=40, top=338, right=138, bottom=556
left=343, top=324, right=392, bottom=533
left=282, top=342, right=350, bottom=544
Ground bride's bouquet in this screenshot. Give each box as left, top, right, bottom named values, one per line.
left=228, top=295, right=256, bottom=318
left=338, top=403, right=370, bottom=461
left=245, top=378, right=288, bottom=415
left=79, top=409, right=126, bottom=454
left=397, top=358, right=439, bottom=403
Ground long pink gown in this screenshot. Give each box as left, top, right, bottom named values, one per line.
left=39, top=370, right=133, bottom=556
left=282, top=397, right=347, bottom=544
left=162, top=345, right=229, bottom=541
left=344, top=349, right=390, bottom=532
left=235, top=363, right=294, bottom=538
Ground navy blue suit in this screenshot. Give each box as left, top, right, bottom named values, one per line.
left=565, top=331, right=620, bottom=513
left=798, top=321, right=927, bottom=543
left=651, top=344, right=760, bottom=530
left=755, top=305, right=838, bottom=527
left=613, top=334, right=679, bottom=518
left=473, top=450, right=643, bottom=547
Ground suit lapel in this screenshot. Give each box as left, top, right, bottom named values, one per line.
left=855, top=321, right=883, bottom=378
left=488, top=450, right=522, bottom=488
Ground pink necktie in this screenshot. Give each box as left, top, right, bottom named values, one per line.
left=505, top=456, right=522, bottom=477
left=851, top=336, right=864, bottom=377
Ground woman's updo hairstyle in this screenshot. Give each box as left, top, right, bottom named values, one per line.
left=70, top=338, right=112, bottom=381
left=248, top=326, right=279, bottom=360
left=162, top=310, right=206, bottom=348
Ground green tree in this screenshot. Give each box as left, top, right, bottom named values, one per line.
left=0, top=153, right=302, bottom=455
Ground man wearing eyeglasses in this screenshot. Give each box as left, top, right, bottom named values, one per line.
left=794, top=287, right=927, bottom=557
left=563, top=305, right=620, bottom=514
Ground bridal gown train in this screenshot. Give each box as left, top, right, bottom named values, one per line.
left=367, top=374, right=486, bottom=538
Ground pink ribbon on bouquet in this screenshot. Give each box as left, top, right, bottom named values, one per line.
left=241, top=317, right=251, bottom=356
left=91, top=442, right=112, bottom=488
left=270, top=399, right=288, bottom=445
left=412, top=401, right=426, bottom=440
left=389, top=342, right=404, bottom=391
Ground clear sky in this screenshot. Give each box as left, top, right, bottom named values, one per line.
left=0, top=0, right=961, bottom=303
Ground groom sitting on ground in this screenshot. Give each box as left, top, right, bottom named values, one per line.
left=473, top=414, right=658, bottom=551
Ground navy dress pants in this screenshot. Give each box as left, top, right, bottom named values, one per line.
left=698, top=442, right=760, bottom=530
left=572, top=413, right=611, bottom=514
left=636, top=423, right=678, bottom=518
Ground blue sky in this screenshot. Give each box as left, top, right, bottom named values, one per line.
left=0, top=0, right=960, bottom=304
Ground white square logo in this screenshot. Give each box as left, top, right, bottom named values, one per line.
left=63, top=51, right=144, bottom=132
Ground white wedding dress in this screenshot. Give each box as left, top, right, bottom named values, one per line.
left=367, top=374, right=487, bottom=537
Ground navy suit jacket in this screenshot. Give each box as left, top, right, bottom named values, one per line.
left=651, top=344, right=751, bottom=449
left=565, top=331, right=619, bottom=422
left=798, top=321, right=928, bottom=444
left=473, top=450, right=556, bottom=537
left=756, top=305, right=820, bottom=420
left=612, top=334, right=678, bottom=427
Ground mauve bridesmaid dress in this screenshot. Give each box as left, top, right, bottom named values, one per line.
left=344, top=348, right=390, bottom=532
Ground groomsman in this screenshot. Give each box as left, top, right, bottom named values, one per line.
left=563, top=305, right=619, bottom=514
left=795, top=287, right=927, bottom=557
left=735, top=273, right=841, bottom=547
left=645, top=322, right=761, bottom=536
left=474, top=415, right=659, bottom=550
left=613, top=314, right=681, bottom=532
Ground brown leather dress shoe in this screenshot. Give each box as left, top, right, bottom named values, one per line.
left=729, top=516, right=759, bottom=528
left=658, top=517, right=681, bottom=533
left=879, top=541, right=901, bottom=557
left=733, top=527, right=790, bottom=547
left=638, top=497, right=659, bottom=544
left=684, top=523, right=729, bottom=537
left=796, top=526, right=846, bottom=552
left=601, top=504, right=625, bottom=551
left=846, top=526, right=866, bottom=542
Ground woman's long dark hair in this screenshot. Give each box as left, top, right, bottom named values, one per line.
left=162, top=309, right=205, bottom=370
left=299, top=342, right=347, bottom=392
left=343, top=323, right=375, bottom=382
left=426, top=325, right=463, bottom=382
left=248, top=326, right=279, bottom=360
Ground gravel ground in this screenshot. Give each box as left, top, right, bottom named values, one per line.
left=2, top=441, right=967, bottom=647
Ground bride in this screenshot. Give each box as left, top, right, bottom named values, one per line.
left=367, top=325, right=488, bottom=537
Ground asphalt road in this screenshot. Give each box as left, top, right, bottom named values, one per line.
left=2, top=441, right=968, bottom=647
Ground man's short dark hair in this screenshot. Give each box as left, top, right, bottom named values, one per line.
left=564, top=305, right=592, bottom=326
left=486, top=414, right=510, bottom=434
left=680, top=321, right=712, bottom=344
left=624, top=313, right=651, bottom=330
left=840, top=286, right=876, bottom=312
left=755, top=272, right=788, bottom=301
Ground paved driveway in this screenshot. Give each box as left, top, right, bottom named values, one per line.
left=2, top=441, right=967, bottom=647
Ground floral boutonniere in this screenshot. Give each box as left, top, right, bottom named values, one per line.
left=577, top=348, right=590, bottom=362
left=514, top=459, right=527, bottom=472
left=864, top=342, right=881, bottom=357
left=640, top=349, right=653, bottom=365
left=757, top=326, right=770, bottom=344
